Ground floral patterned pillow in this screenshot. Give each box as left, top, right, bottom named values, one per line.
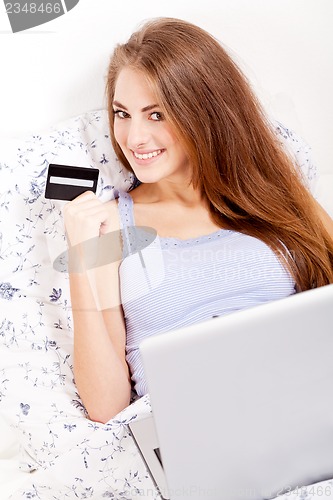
left=0, top=109, right=135, bottom=467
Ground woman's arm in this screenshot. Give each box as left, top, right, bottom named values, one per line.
left=64, top=192, right=131, bottom=424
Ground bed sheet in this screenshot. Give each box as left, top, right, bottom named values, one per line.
left=0, top=440, right=27, bottom=499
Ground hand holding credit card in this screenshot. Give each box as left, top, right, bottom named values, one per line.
left=44, top=164, right=99, bottom=201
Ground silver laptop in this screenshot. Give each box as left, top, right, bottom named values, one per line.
left=128, top=284, right=333, bottom=500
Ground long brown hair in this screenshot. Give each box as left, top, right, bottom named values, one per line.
left=106, top=17, right=333, bottom=291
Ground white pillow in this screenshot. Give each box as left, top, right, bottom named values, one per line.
left=273, top=121, right=318, bottom=195
left=0, top=109, right=136, bottom=467
left=0, top=110, right=163, bottom=499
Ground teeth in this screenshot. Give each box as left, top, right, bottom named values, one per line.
left=134, top=149, right=162, bottom=160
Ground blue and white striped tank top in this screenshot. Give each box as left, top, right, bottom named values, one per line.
left=117, top=190, right=296, bottom=396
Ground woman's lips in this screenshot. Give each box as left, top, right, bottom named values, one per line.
left=131, top=148, right=165, bottom=164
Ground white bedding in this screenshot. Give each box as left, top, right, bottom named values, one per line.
left=0, top=109, right=332, bottom=499
left=0, top=426, right=26, bottom=498
left=0, top=110, right=159, bottom=499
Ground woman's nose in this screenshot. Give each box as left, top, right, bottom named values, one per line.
left=127, top=119, right=150, bottom=149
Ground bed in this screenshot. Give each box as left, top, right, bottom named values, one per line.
left=1, top=2, right=332, bottom=499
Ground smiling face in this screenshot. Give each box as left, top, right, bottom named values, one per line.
left=113, top=67, right=191, bottom=185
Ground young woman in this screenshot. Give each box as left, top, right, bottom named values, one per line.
left=64, top=17, right=333, bottom=424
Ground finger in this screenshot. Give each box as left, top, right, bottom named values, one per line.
left=66, top=190, right=98, bottom=207
left=64, top=196, right=104, bottom=218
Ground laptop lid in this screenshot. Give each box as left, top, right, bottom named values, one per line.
left=139, top=284, right=333, bottom=500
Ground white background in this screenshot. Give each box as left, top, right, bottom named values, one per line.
left=0, top=0, right=332, bottom=176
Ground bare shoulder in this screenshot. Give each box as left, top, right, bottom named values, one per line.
left=104, top=197, right=122, bottom=232
left=106, top=197, right=120, bottom=213
left=127, top=184, right=151, bottom=203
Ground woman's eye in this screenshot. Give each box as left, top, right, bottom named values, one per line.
left=150, top=111, right=163, bottom=121
left=113, top=110, right=129, bottom=119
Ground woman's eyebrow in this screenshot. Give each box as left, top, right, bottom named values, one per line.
left=141, top=103, right=159, bottom=112
left=113, top=100, right=159, bottom=112
left=113, top=100, right=127, bottom=110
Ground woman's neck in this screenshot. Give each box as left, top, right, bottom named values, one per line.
left=132, top=180, right=207, bottom=208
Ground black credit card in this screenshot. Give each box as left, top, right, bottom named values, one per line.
left=44, top=164, right=99, bottom=201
